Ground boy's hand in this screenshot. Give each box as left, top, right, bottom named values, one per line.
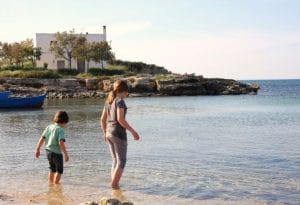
left=131, top=131, right=140, bottom=141
left=35, top=149, right=40, bottom=158
left=64, top=153, right=69, bottom=162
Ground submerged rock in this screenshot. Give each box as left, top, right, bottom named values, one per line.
left=79, top=202, right=98, bottom=205
left=79, top=198, right=134, bottom=205
left=0, top=194, right=14, bottom=202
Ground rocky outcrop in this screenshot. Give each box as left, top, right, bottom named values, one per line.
left=0, top=75, right=259, bottom=99
left=156, top=76, right=259, bottom=96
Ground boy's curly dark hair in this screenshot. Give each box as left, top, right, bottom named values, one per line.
left=53, top=111, right=69, bottom=124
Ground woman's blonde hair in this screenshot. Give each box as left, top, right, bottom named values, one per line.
left=106, top=79, right=129, bottom=104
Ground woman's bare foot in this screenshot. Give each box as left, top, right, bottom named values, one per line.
left=111, top=183, right=120, bottom=190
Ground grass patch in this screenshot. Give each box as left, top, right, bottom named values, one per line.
left=76, top=73, right=94, bottom=79
left=106, top=64, right=128, bottom=71
left=155, top=74, right=176, bottom=81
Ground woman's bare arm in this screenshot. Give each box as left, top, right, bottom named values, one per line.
left=117, top=108, right=140, bottom=140
left=100, top=108, right=108, bottom=141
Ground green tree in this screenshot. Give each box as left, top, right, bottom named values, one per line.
left=90, top=41, right=115, bottom=69
left=25, top=46, right=42, bottom=68
left=2, top=42, right=14, bottom=65
left=50, top=30, right=77, bottom=69
left=0, top=42, right=3, bottom=68
left=72, top=35, right=93, bottom=72
left=0, top=39, right=40, bottom=68
left=19, top=39, right=34, bottom=67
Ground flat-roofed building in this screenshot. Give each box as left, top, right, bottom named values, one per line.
left=36, top=26, right=107, bottom=72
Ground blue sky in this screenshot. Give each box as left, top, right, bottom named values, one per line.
left=0, top=0, right=299, bottom=79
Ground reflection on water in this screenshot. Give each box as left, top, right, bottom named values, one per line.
left=28, top=184, right=72, bottom=205
left=111, top=189, right=128, bottom=202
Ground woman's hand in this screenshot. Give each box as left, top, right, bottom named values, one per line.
left=102, top=131, right=108, bottom=142
left=131, top=130, right=140, bottom=141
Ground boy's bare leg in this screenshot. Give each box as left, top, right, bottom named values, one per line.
left=48, top=171, right=55, bottom=183
left=54, top=173, right=61, bottom=184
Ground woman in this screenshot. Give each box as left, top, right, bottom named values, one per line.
left=100, top=79, right=140, bottom=189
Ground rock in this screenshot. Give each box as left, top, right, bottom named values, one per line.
left=78, top=202, right=98, bottom=205
left=129, top=93, right=153, bottom=97
left=58, top=78, right=81, bottom=88
left=156, top=77, right=207, bottom=96
left=97, top=198, right=134, bottom=205
left=99, top=198, right=122, bottom=205
left=86, top=78, right=98, bottom=90
left=102, top=80, right=114, bottom=92
left=126, top=77, right=157, bottom=93
left=203, top=81, right=226, bottom=95
left=122, top=202, right=134, bottom=205
left=0, top=194, right=14, bottom=202
left=222, top=90, right=230, bottom=95
left=102, top=77, right=157, bottom=93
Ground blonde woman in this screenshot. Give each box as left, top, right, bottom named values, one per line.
left=101, top=80, right=140, bottom=189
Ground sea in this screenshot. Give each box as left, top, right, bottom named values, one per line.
left=0, top=79, right=299, bottom=205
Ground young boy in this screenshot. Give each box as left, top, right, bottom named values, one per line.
left=35, top=111, right=69, bottom=184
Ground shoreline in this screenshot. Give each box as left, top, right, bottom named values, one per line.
left=0, top=74, right=260, bottom=99
left=0, top=187, right=268, bottom=205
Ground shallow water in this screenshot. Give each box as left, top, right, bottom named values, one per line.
left=0, top=79, right=299, bottom=205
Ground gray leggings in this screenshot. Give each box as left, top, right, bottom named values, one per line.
left=107, top=134, right=127, bottom=169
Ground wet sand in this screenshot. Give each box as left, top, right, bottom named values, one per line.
left=1, top=185, right=267, bottom=205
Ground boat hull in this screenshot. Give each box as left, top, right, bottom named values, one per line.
left=0, top=93, right=47, bottom=109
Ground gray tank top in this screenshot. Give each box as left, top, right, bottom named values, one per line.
left=105, top=98, right=127, bottom=141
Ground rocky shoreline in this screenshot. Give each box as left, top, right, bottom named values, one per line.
left=0, top=74, right=259, bottom=99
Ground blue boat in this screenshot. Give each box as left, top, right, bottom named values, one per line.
left=0, top=91, right=47, bottom=109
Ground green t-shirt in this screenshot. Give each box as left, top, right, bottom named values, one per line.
left=42, top=123, right=65, bottom=154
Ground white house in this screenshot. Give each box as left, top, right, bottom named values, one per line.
left=36, top=26, right=107, bottom=72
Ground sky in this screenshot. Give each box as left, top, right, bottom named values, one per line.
left=0, top=0, right=299, bottom=79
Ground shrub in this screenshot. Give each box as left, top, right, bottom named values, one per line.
left=0, top=70, right=59, bottom=78
left=0, top=65, right=23, bottom=71
left=0, top=65, right=47, bottom=71
left=88, top=68, right=125, bottom=76
left=109, top=59, right=170, bottom=74
left=57, top=68, right=79, bottom=76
